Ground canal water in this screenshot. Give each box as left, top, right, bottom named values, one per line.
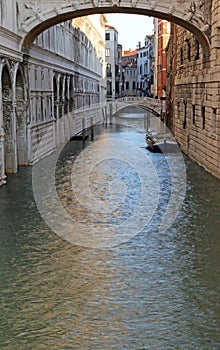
left=0, top=107, right=220, bottom=349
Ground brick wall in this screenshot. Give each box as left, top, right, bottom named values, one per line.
left=166, top=3, right=220, bottom=179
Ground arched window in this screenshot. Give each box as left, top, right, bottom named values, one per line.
left=106, top=64, right=112, bottom=78
left=195, top=40, right=200, bottom=60
left=186, top=39, right=191, bottom=61
left=180, top=47, right=183, bottom=65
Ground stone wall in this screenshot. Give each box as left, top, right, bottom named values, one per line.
left=167, top=0, right=220, bottom=179
left=0, top=13, right=106, bottom=185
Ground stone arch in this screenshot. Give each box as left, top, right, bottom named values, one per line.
left=15, top=67, right=28, bottom=166
left=2, top=64, right=14, bottom=173
left=18, top=1, right=211, bottom=58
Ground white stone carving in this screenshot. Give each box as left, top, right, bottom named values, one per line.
left=130, top=0, right=138, bottom=8
left=149, top=0, right=157, bottom=10
left=168, top=5, right=176, bottom=15
left=184, top=1, right=210, bottom=33
left=111, top=0, right=121, bottom=6
left=54, top=6, right=62, bottom=15
left=24, top=2, right=44, bottom=22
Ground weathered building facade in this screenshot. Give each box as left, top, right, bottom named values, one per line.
left=166, top=0, right=219, bottom=179
left=157, top=19, right=170, bottom=100
left=137, top=35, right=155, bottom=97
left=137, top=43, right=148, bottom=97
left=105, top=24, right=120, bottom=100
left=0, top=1, right=106, bottom=185
left=122, top=49, right=137, bottom=97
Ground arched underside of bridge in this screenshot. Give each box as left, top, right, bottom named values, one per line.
left=115, top=101, right=160, bottom=116
left=18, top=1, right=211, bottom=57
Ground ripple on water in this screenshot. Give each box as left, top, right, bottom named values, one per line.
left=0, top=116, right=220, bottom=349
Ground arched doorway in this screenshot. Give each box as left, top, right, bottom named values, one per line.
left=2, top=66, right=14, bottom=173
left=16, top=68, right=28, bottom=166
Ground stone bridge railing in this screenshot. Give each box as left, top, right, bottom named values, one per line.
left=55, top=97, right=161, bottom=148
left=113, top=96, right=161, bottom=116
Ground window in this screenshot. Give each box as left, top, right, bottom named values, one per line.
left=180, top=47, right=183, bottom=65
left=186, top=39, right=191, bottom=61
left=212, top=108, right=217, bottom=131
left=133, top=81, right=136, bottom=90
left=183, top=100, right=187, bottom=129
left=177, top=101, right=180, bottom=118
left=105, top=48, right=110, bottom=57
left=195, top=40, right=200, bottom=60
left=106, top=64, right=111, bottom=77
left=107, top=81, right=112, bottom=95
left=126, top=81, right=129, bottom=90
left=202, top=106, right=205, bottom=129
left=216, top=27, right=220, bottom=48
left=105, top=33, right=110, bottom=40
left=192, top=104, right=196, bottom=124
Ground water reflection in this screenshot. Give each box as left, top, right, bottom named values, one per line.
left=0, top=108, right=220, bottom=349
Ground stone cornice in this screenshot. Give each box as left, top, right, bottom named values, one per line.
left=0, top=26, right=21, bottom=42
left=0, top=27, right=23, bottom=61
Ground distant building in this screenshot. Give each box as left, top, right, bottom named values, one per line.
left=121, top=49, right=137, bottom=96
left=117, top=44, right=123, bottom=97
left=137, top=35, right=154, bottom=97
left=157, top=19, right=171, bottom=100
left=145, top=34, right=154, bottom=97
left=165, top=22, right=177, bottom=130
left=105, top=24, right=120, bottom=100
left=153, top=18, right=158, bottom=98
left=137, top=42, right=147, bottom=97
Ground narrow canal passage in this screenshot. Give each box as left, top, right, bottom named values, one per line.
left=0, top=107, right=220, bottom=349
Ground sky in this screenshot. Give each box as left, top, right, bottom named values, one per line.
left=106, top=14, right=154, bottom=50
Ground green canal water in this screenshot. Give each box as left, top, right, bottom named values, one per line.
left=0, top=109, right=220, bottom=349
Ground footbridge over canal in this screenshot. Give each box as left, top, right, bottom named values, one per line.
left=17, top=0, right=211, bottom=57
left=53, top=96, right=161, bottom=149
left=114, top=97, right=161, bottom=117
